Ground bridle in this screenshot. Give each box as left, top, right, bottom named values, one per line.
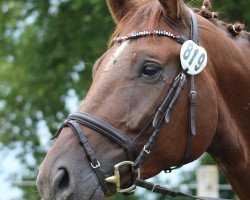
left=52, top=9, right=222, bottom=200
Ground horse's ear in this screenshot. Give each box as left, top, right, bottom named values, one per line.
left=107, top=0, right=136, bottom=23
left=158, top=0, right=186, bottom=19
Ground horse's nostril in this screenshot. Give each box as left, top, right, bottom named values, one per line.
left=59, top=168, right=70, bottom=191
left=52, top=168, right=70, bottom=192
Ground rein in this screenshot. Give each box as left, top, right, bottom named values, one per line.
left=52, top=9, right=226, bottom=200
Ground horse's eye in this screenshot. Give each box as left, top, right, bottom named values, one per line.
left=140, top=62, right=161, bottom=78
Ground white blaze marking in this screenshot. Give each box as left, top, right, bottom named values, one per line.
left=104, top=41, right=128, bottom=71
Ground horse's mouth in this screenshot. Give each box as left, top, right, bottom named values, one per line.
left=89, top=185, right=104, bottom=200
left=38, top=185, right=105, bottom=200
left=67, top=184, right=104, bottom=200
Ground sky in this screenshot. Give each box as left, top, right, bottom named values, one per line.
left=0, top=88, right=79, bottom=200
left=0, top=127, right=51, bottom=200
left=0, top=146, right=23, bottom=200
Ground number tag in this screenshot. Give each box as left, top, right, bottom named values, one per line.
left=180, top=40, right=207, bottom=75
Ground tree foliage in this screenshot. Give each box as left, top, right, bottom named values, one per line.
left=0, top=0, right=113, bottom=198
left=0, top=0, right=249, bottom=199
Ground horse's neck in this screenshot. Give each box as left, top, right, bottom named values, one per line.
left=206, top=30, right=250, bottom=199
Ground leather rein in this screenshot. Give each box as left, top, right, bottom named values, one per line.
left=52, top=10, right=225, bottom=200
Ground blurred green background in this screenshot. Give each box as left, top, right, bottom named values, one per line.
left=0, top=0, right=249, bottom=199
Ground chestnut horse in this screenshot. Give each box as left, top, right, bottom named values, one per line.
left=37, top=0, right=250, bottom=199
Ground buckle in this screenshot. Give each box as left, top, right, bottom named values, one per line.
left=189, top=90, right=197, bottom=95
left=143, top=145, right=150, bottom=154
left=105, top=161, right=140, bottom=193
left=91, top=160, right=100, bottom=169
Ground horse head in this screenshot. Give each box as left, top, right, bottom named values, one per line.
left=37, top=0, right=250, bottom=199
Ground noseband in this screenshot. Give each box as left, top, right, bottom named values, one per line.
left=52, top=10, right=218, bottom=200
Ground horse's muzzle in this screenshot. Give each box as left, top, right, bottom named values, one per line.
left=37, top=164, right=105, bottom=200
left=36, top=129, right=106, bottom=200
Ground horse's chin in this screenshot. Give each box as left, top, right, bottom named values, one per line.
left=59, top=187, right=104, bottom=200
left=73, top=177, right=105, bottom=200
left=87, top=186, right=105, bottom=200
left=38, top=185, right=105, bottom=200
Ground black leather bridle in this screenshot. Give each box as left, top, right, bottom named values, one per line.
left=52, top=9, right=224, bottom=200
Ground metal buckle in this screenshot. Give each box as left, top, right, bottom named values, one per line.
left=143, top=145, right=150, bottom=154
left=91, top=160, right=100, bottom=169
left=105, top=161, right=140, bottom=193
left=151, top=184, right=157, bottom=192
left=189, top=90, right=197, bottom=95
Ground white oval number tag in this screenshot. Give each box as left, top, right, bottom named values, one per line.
left=180, top=40, right=207, bottom=75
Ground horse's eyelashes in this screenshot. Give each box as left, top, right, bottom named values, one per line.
left=140, top=62, right=161, bottom=79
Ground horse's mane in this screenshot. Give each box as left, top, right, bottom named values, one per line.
left=109, top=0, right=250, bottom=46
left=193, top=1, right=250, bottom=41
